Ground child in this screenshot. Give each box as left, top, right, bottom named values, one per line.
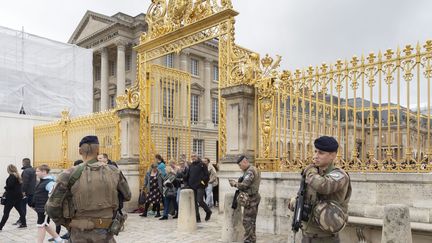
left=31, top=164, right=63, bottom=243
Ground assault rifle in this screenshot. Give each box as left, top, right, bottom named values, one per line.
left=231, top=176, right=244, bottom=209
left=291, top=172, right=311, bottom=242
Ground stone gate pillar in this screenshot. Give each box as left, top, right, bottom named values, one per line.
left=218, top=84, right=256, bottom=211
left=117, top=108, right=140, bottom=210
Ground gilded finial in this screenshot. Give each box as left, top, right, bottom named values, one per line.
left=424, top=40, right=432, bottom=52
left=384, top=49, right=394, bottom=60
left=403, top=44, right=414, bottom=56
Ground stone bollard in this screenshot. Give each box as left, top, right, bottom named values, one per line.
left=177, top=189, right=197, bottom=232
left=221, top=192, right=244, bottom=242
left=381, top=204, right=412, bottom=243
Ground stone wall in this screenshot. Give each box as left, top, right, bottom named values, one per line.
left=0, top=112, right=54, bottom=189
left=218, top=170, right=432, bottom=242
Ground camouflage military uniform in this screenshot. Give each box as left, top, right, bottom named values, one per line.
left=301, top=162, right=351, bottom=243
left=50, top=158, right=131, bottom=243
left=236, top=165, right=261, bottom=243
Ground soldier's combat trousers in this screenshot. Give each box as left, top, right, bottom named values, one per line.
left=70, top=228, right=116, bottom=243
left=243, top=194, right=261, bottom=243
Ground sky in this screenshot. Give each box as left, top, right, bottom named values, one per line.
left=0, top=0, right=432, bottom=70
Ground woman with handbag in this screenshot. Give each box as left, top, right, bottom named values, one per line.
left=0, top=164, right=27, bottom=230
left=139, top=163, right=163, bottom=217
left=159, top=166, right=180, bottom=220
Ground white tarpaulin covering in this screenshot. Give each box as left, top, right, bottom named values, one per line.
left=0, top=26, right=92, bottom=117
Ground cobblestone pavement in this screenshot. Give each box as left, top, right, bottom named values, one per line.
left=0, top=206, right=288, bottom=243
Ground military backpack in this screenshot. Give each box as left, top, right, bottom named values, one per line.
left=46, top=162, right=119, bottom=228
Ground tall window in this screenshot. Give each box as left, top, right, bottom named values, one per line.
left=163, top=87, right=174, bottom=118
left=126, top=55, right=131, bottom=71
left=193, top=139, right=204, bottom=158
left=213, top=64, right=219, bottom=81
left=95, top=66, right=101, bottom=81
left=109, top=95, right=115, bottom=108
left=94, top=99, right=100, bottom=112
left=191, top=94, right=199, bottom=123
left=109, top=61, right=116, bottom=76
left=212, top=98, right=219, bottom=125
left=167, top=137, right=178, bottom=159
left=191, top=58, right=199, bottom=76
left=165, top=53, right=174, bottom=68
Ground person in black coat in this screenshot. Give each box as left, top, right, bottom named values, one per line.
left=14, top=158, right=36, bottom=226
left=0, top=164, right=26, bottom=230
left=183, top=153, right=212, bottom=222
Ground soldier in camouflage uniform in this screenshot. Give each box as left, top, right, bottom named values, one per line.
left=289, top=136, right=351, bottom=243
left=229, top=155, right=261, bottom=243
left=47, top=136, right=131, bottom=243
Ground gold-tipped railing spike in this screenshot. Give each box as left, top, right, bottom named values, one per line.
left=34, top=109, right=121, bottom=169
left=254, top=40, right=432, bottom=173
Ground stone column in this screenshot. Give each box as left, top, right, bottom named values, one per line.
left=381, top=204, right=412, bottom=243
left=100, top=47, right=109, bottom=111
left=218, top=84, right=256, bottom=210
left=203, top=58, right=212, bottom=128
left=180, top=52, right=189, bottom=125
left=117, top=108, right=140, bottom=210
left=220, top=84, right=256, bottom=168
left=221, top=192, right=244, bottom=242
left=131, top=44, right=137, bottom=85
left=116, top=41, right=126, bottom=97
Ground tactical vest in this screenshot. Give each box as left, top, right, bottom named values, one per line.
left=71, top=161, right=120, bottom=218
left=303, top=163, right=351, bottom=236
left=32, top=178, right=54, bottom=213
left=244, top=166, right=261, bottom=196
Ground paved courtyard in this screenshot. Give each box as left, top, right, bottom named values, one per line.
left=0, top=206, right=288, bottom=243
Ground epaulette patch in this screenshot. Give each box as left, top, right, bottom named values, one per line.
left=328, top=171, right=344, bottom=181
left=245, top=169, right=256, bottom=180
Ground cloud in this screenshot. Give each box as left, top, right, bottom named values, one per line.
left=233, top=0, right=432, bottom=70
left=1, top=0, right=431, bottom=71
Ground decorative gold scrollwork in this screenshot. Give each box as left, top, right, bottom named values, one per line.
left=142, top=0, right=233, bottom=43
left=228, top=46, right=261, bottom=86
left=116, top=84, right=140, bottom=110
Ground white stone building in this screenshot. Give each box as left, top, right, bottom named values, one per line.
left=68, top=11, right=219, bottom=162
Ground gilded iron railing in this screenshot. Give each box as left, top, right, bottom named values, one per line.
left=34, top=110, right=120, bottom=169
left=149, top=64, right=192, bottom=163
left=255, top=41, right=432, bottom=173
left=136, top=0, right=238, bottom=183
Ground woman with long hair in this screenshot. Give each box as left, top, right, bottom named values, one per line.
left=0, top=164, right=27, bottom=230
left=140, top=163, right=163, bottom=217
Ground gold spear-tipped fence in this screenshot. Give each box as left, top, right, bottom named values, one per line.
left=255, top=41, right=432, bottom=173
left=33, top=110, right=120, bottom=169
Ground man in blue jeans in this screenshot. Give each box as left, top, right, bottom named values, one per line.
left=203, top=157, right=218, bottom=208
left=14, top=158, right=36, bottom=226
